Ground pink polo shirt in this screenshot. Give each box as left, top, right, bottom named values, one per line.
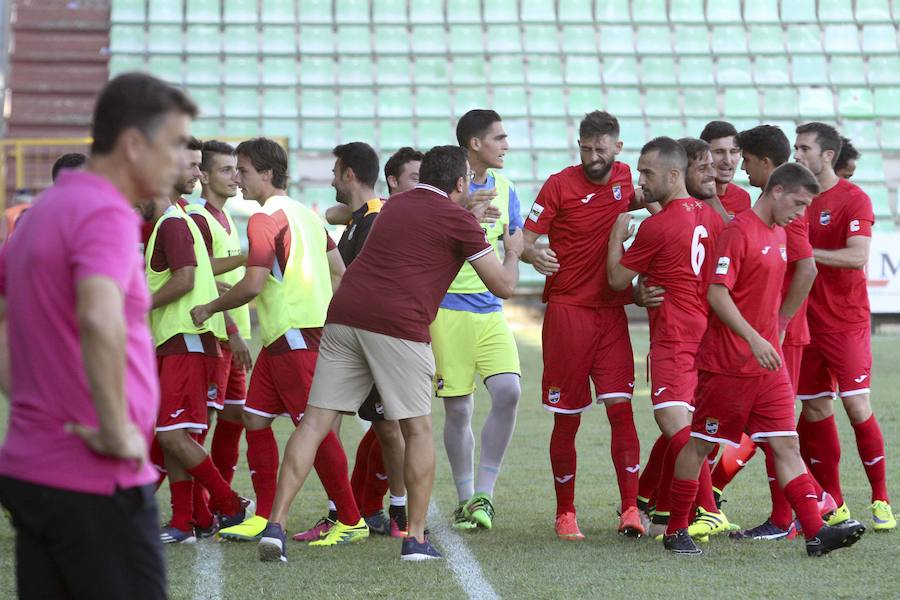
left=0, top=170, right=159, bottom=495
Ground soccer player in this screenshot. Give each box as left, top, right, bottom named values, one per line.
left=522, top=111, right=655, bottom=540
left=255, top=146, right=521, bottom=562
left=189, top=138, right=364, bottom=546
left=384, top=146, right=423, bottom=193
left=700, top=121, right=751, bottom=219
left=794, top=122, right=895, bottom=530
left=662, top=162, right=866, bottom=557
left=834, top=136, right=859, bottom=180
left=0, top=72, right=180, bottom=600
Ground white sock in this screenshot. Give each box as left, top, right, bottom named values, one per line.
left=443, top=394, right=476, bottom=502
left=475, top=373, right=520, bottom=496
left=390, top=494, right=406, bottom=507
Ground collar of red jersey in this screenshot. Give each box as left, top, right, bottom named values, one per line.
left=414, top=183, right=448, bottom=198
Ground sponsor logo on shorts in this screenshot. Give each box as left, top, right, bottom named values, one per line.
left=820, top=210, right=831, bottom=226
left=548, top=387, right=561, bottom=404
left=169, top=408, right=185, bottom=419
left=854, top=374, right=868, bottom=383
left=375, top=401, right=385, bottom=415
left=705, top=418, right=719, bottom=435
left=528, top=203, right=545, bottom=223
left=555, top=474, right=574, bottom=484
left=612, top=185, right=622, bottom=201
left=716, top=256, right=730, bottom=275
left=207, top=384, right=218, bottom=401
left=779, top=245, right=787, bottom=261
left=653, top=387, right=667, bottom=397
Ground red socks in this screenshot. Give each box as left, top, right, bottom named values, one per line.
left=314, top=431, right=361, bottom=525
left=783, top=473, right=823, bottom=539
left=550, top=413, right=581, bottom=516
left=761, top=443, right=793, bottom=530
left=361, top=436, right=389, bottom=516
left=638, top=434, right=667, bottom=506
left=801, top=414, right=844, bottom=505
left=606, top=402, right=640, bottom=511
left=693, top=460, right=717, bottom=514
left=852, top=415, right=889, bottom=502
left=187, top=456, right=240, bottom=516
left=351, top=427, right=377, bottom=504
left=211, top=419, right=244, bottom=485
left=666, top=478, right=699, bottom=535
left=245, top=427, right=279, bottom=519
left=169, top=480, right=194, bottom=533
left=710, top=433, right=756, bottom=493
left=656, top=426, right=691, bottom=516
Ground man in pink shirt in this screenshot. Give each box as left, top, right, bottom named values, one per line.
left=0, top=73, right=196, bottom=599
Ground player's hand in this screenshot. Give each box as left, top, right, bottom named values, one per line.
left=634, top=278, right=665, bottom=308
left=610, top=213, right=636, bottom=244
left=216, top=281, right=232, bottom=295
left=749, top=333, right=782, bottom=371
left=229, top=332, right=253, bottom=371
left=190, top=304, right=212, bottom=327
left=469, top=188, right=497, bottom=205
left=532, top=247, right=559, bottom=276
left=65, top=420, right=147, bottom=472
left=503, top=226, right=523, bottom=259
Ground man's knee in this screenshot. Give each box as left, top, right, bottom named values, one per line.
left=841, top=393, right=872, bottom=424
left=242, top=410, right=273, bottom=431
left=801, top=397, right=834, bottom=421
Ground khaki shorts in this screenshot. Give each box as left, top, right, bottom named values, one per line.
left=307, top=324, right=435, bottom=420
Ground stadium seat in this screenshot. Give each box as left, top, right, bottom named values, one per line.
left=449, top=25, right=485, bottom=54
left=187, top=87, right=220, bottom=119
left=490, top=55, right=525, bottom=84
left=379, top=119, right=414, bottom=149
left=447, top=0, right=481, bottom=23
left=300, top=56, right=335, bottom=84
left=520, top=0, right=555, bottom=22
left=747, top=26, right=785, bottom=55
left=840, top=119, right=879, bottom=149
left=147, top=56, right=182, bottom=84
left=417, top=119, right=453, bottom=147
left=261, top=25, right=297, bottom=54
left=454, top=88, right=490, bottom=113
left=606, top=88, right=643, bottom=117
left=797, top=87, right=835, bottom=118
left=779, top=0, right=816, bottom=23
left=855, top=0, right=893, bottom=23
left=414, top=57, right=450, bottom=84
left=878, top=120, right=900, bottom=149
left=682, top=88, right=717, bottom=117
left=376, top=87, right=413, bottom=118
left=566, top=56, right=602, bottom=85
left=861, top=25, right=898, bottom=54
left=599, top=25, right=635, bottom=55
left=373, top=56, right=408, bottom=85
left=603, top=57, right=640, bottom=85
left=416, top=88, right=452, bottom=118
left=484, top=25, right=522, bottom=53
left=186, top=56, right=221, bottom=84
left=818, top=0, right=854, bottom=23
left=743, top=0, right=779, bottom=23
left=823, top=25, right=861, bottom=54
left=502, top=151, right=534, bottom=181
left=874, top=88, right=900, bottom=117
left=337, top=57, right=374, bottom=85
left=568, top=87, right=603, bottom=116
left=148, top=0, right=183, bottom=24
left=561, top=25, right=599, bottom=55
left=536, top=151, right=573, bottom=176
left=532, top=120, right=570, bottom=149
left=263, top=88, right=297, bottom=117
left=526, top=56, right=564, bottom=84
left=617, top=118, right=645, bottom=148
left=503, top=118, right=531, bottom=147
left=492, top=87, right=529, bottom=117
left=762, top=88, right=799, bottom=118
left=839, top=89, right=875, bottom=118
left=372, top=0, right=405, bottom=23
left=868, top=187, right=891, bottom=219
left=635, top=26, right=671, bottom=55
left=410, top=25, right=447, bottom=54
left=297, top=0, right=331, bottom=24
left=335, top=0, right=369, bottom=23
left=678, top=57, right=716, bottom=86
left=224, top=0, right=258, bottom=23
left=373, top=25, right=409, bottom=54
left=854, top=152, right=885, bottom=181
left=484, top=0, right=518, bottom=23
left=754, top=56, right=790, bottom=85
left=410, top=0, right=443, bottom=23
left=711, top=26, right=748, bottom=55
left=109, top=24, right=145, bottom=53
left=645, top=90, right=681, bottom=117
left=298, top=25, right=333, bottom=53
left=451, top=56, right=487, bottom=84
left=261, top=57, right=296, bottom=84
left=868, top=56, right=900, bottom=84
left=785, top=25, right=822, bottom=55
left=530, top=88, right=567, bottom=117
left=671, top=26, right=710, bottom=55
left=186, top=0, right=220, bottom=22
left=792, top=55, right=828, bottom=86
left=111, top=0, right=146, bottom=23
left=632, top=0, right=667, bottom=23
left=191, top=119, right=221, bottom=139
left=558, top=0, right=593, bottom=23
left=148, top=25, right=182, bottom=53
left=716, top=57, right=753, bottom=86
left=300, top=89, right=336, bottom=117
left=830, top=56, right=867, bottom=85
left=224, top=88, right=259, bottom=118
left=262, top=118, right=299, bottom=148
left=338, top=121, right=375, bottom=146
left=522, top=25, right=559, bottom=53
left=669, top=0, right=705, bottom=23
left=594, top=0, right=631, bottom=23
left=223, top=25, right=259, bottom=54
left=724, top=88, right=760, bottom=118
left=706, top=0, right=741, bottom=24
left=262, top=0, right=295, bottom=23
left=655, top=120, right=687, bottom=139
left=185, top=24, right=220, bottom=54
left=335, top=25, right=371, bottom=54
left=109, top=54, right=145, bottom=77
left=641, top=57, right=677, bottom=85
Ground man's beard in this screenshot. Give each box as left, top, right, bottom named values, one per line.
left=582, top=159, right=613, bottom=182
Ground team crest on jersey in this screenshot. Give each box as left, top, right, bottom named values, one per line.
left=528, top=203, right=544, bottom=223
left=612, top=185, right=623, bottom=201
left=705, top=418, right=719, bottom=435
left=819, top=210, right=831, bottom=226
left=779, top=245, right=787, bottom=261
left=207, top=384, right=218, bottom=401
left=548, top=387, right=561, bottom=404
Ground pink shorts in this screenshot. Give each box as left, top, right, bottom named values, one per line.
left=797, top=327, right=872, bottom=401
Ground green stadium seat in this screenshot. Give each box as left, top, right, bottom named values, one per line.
left=874, top=88, right=900, bottom=117
left=337, top=57, right=374, bottom=84
left=840, top=119, right=878, bottom=149
left=112, top=0, right=145, bottom=23
left=224, top=0, right=258, bottom=23
left=678, top=57, right=715, bottom=86
left=839, top=89, right=875, bottom=119
left=377, top=88, right=413, bottom=117
left=779, top=0, right=816, bottom=23
left=375, top=57, right=410, bottom=85
left=526, top=56, right=564, bottom=84
left=410, top=0, right=443, bottom=23
left=854, top=152, right=884, bottom=181
left=490, top=55, right=525, bottom=84
left=641, top=57, right=677, bottom=85
left=109, top=24, right=145, bottom=53
left=186, top=0, right=219, bottom=22
left=792, top=55, right=827, bottom=85
left=414, top=57, right=450, bottom=84
left=223, top=56, right=259, bottom=85
left=148, top=25, right=183, bottom=53
left=298, top=0, right=332, bottom=23
left=566, top=56, right=601, bottom=85
left=653, top=120, right=686, bottom=139
left=340, top=120, right=376, bottom=146
left=606, top=88, right=643, bottom=117
left=561, top=25, right=598, bottom=55
left=706, top=0, right=741, bottom=23
left=711, top=26, right=747, bottom=55
left=818, top=0, right=853, bottom=23
left=786, top=25, right=824, bottom=55
left=185, top=56, right=220, bottom=85
left=523, top=25, right=559, bottom=53
left=224, top=88, right=258, bottom=118
left=617, top=119, right=645, bottom=148
left=340, top=89, right=375, bottom=117
left=724, top=88, right=760, bottom=117
left=335, top=25, right=371, bottom=54
left=824, top=25, right=861, bottom=54
left=492, top=87, right=529, bottom=117
left=449, top=25, right=485, bottom=54
left=532, top=120, right=570, bottom=149
left=261, top=57, right=296, bottom=84
left=797, top=87, right=835, bottom=118
left=670, top=0, right=705, bottom=23
left=717, top=57, right=753, bottom=86
left=826, top=56, right=866, bottom=85
left=645, top=90, right=681, bottom=117
left=146, top=56, right=182, bottom=84
left=262, top=88, right=297, bottom=117
left=262, top=0, right=295, bottom=23
left=682, top=88, right=717, bottom=117
left=671, top=26, right=710, bottom=55
left=762, top=88, right=799, bottom=117
left=379, top=119, right=414, bottom=149
left=878, top=120, right=900, bottom=149
left=223, top=119, right=258, bottom=139
left=594, top=0, right=631, bottom=23
left=185, top=24, right=220, bottom=54
left=599, top=26, right=635, bottom=55
left=502, top=151, right=534, bottom=181
left=632, top=0, right=667, bottom=23
left=868, top=187, right=891, bottom=219
left=416, top=88, right=451, bottom=118
left=454, top=88, right=489, bottom=113
left=299, top=26, right=333, bottom=53
left=536, top=151, right=573, bottom=176
left=748, top=26, right=785, bottom=55
left=868, top=56, right=900, bottom=84
left=603, top=57, right=640, bottom=85
left=300, top=56, right=335, bottom=84
left=447, top=0, right=481, bottom=24
left=410, top=26, right=447, bottom=54
left=191, top=119, right=221, bottom=139
left=373, top=26, right=409, bottom=54
left=373, top=0, right=405, bottom=24
left=502, top=118, right=531, bottom=147
left=520, top=0, right=555, bottom=22
left=485, top=25, right=523, bottom=53
left=109, top=54, right=145, bottom=77
left=484, top=0, right=518, bottom=22
left=149, top=0, right=183, bottom=23
left=855, top=0, right=892, bottom=23
left=754, top=56, right=790, bottom=85
left=558, top=0, right=593, bottom=23
left=335, top=0, right=368, bottom=23
left=187, top=87, right=220, bottom=119
left=417, top=119, right=453, bottom=148
left=300, top=89, right=337, bottom=117
left=451, top=56, right=487, bottom=84
left=568, top=87, right=603, bottom=116
left=262, top=118, right=298, bottom=148
left=223, top=25, right=259, bottom=54
left=635, top=26, right=671, bottom=54
left=861, top=25, right=898, bottom=54
left=261, top=25, right=296, bottom=54
left=530, top=88, right=567, bottom=117
left=744, top=0, right=779, bottom=23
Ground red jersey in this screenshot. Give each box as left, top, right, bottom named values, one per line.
left=620, top=197, right=724, bottom=343
left=719, top=183, right=751, bottom=218
left=525, top=162, right=636, bottom=308
left=189, top=200, right=232, bottom=256
left=696, top=210, right=787, bottom=376
left=806, top=178, right=874, bottom=334
left=781, top=215, right=814, bottom=346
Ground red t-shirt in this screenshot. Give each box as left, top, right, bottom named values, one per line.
left=781, top=215, right=814, bottom=346
left=620, top=198, right=724, bottom=344
left=696, top=210, right=788, bottom=376
left=327, top=184, right=492, bottom=343
left=806, top=178, right=874, bottom=334
left=525, top=162, right=636, bottom=308
left=719, top=183, right=751, bottom=219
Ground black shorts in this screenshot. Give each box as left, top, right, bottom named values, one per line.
left=357, top=386, right=386, bottom=422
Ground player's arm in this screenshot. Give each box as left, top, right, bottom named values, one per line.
left=707, top=284, right=782, bottom=371
left=607, top=213, right=639, bottom=291
left=779, top=257, right=816, bottom=331
left=151, top=265, right=195, bottom=309
left=191, top=265, right=267, bottom=326
left=325, top=204, right=352, bottom=226
left=210, top=254, right=246, bottom=276
left=328, top=247, right=345, bottom=291
left=813, top=235, right=870, bottom=269
left=470, top=226, right=522, bottom=299
left=521, top=229, right=559, bottom=275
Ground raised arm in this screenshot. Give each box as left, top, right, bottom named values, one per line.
left=470, top=226, right=522, bottom=299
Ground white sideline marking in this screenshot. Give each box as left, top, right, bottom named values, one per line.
left=192, top=541, right=223, bottom=600
left=427, top=501, right=501, bottom=600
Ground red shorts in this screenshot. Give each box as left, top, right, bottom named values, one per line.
left=156, top=353, right=219, bottom=433
left=782, top=344, right=804, bottom=394
left=244, top=347, right=317, bottom=424
left=648, top=341, right=699, bottom=412
left=690, top=369, right=797, bottom=448
left=797, top=327, right=872, bottom=401
left=208, top=346, right=248, bottom=410
left=541, top=303, right=635, bottom=414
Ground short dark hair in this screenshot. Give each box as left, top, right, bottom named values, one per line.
left=736, top=125, right=791, bottom=167
left=579, top=110, right=619, bottom=140
left=200, top=139, right=235, bottom=172
left=834, top=136, right=860, bottom=172
left=699, top=120, right=739, bottom=144
left=456, top=109, right=503, bottom=149
left=90, top=72, right=197, bottom=155
left=796, top=122, right=843, bottom=164
left=419, top=146, right=467, bottom=195
left=764, top=162, right=821, bottom=196
left=677, top=137, right=711, bottom=164
left=235, top=137, right=288, bottom=189
left=640, top=136, right=688, bottom=171
left=187, top=136, right=203, bottom=151
left=384, top=146, right=424, bottom=192
left=333, top=142, right=380, bottom=188
left=51, top=152, right=87, bottom=182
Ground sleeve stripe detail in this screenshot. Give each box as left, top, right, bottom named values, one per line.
left=466, top=246, right=493, bottom=262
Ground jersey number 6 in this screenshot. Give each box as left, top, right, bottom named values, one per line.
left=691, top=225, right=709, bottom=276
